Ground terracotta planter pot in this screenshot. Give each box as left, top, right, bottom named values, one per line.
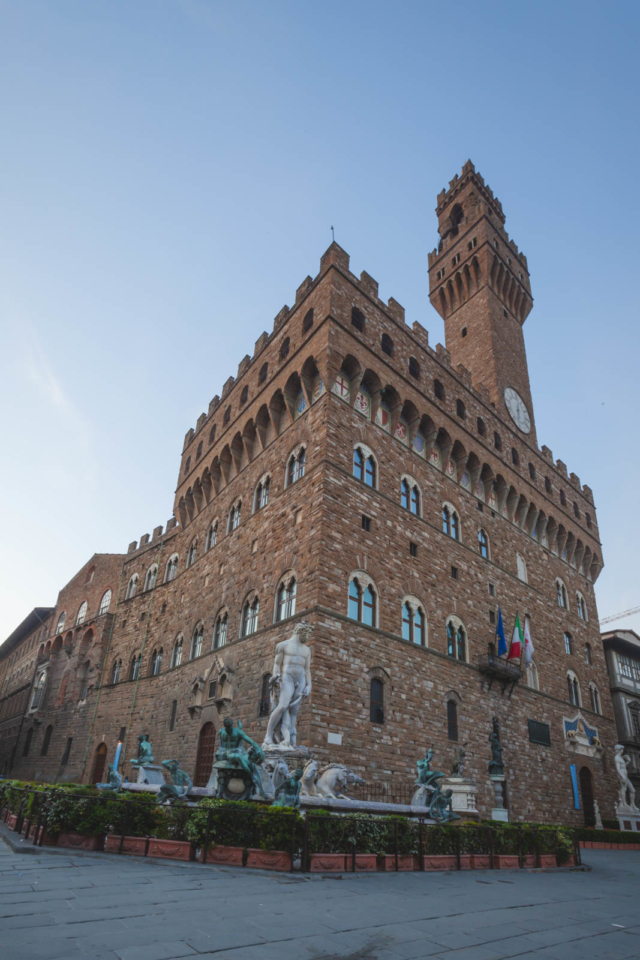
left=309, top=853, right=347, bottom=872
left=378, top=854, right=418, bottom=871
left=27, top=825, right=56, bottom=846
left=104, top=835, right=148, bottom=856
left=7, top=814, right=18, bottom=830
left=522, top=854, right=535, bottom=867
left=422, top=855, right=457, bottom=871
left=200, top=844, right=244, bottom=866
left=538, top=854, right=557, bottom=868
left=246, top=848, right=291, bottom=871
left=458, top=854, right=473, bottom=870
left=494, top=854, right=519, bottom=869
left=470, top=854, right=491, bottom=869
left=350, top=854, right=377, bottom=872
left=57, top=832, right=104, bottom=852
left=147, top=839, right=194, bottom=861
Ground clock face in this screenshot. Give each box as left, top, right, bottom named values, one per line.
left=504, top=387, right=531, bottom=434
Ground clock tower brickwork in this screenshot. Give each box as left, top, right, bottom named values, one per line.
left=1, top=163, right=616, bottom=827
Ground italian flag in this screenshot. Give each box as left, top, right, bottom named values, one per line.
left=507, top=613, right=524, bottom=660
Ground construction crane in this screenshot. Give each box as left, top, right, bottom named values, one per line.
left=599, top=605, right=640, bottom=626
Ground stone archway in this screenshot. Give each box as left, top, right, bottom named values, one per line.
left=194, top=722, right=216, bottom=787
left=91, top=743, right=108, bottom=784
left=579, top=765, right=595, bottom=827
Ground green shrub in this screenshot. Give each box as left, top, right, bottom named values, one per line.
left=186, top=798, right=301, bottom=852
left=576, top=827, right=640, bottom=845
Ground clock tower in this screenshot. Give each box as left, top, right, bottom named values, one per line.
left=428, top=161, right=536, bottom=442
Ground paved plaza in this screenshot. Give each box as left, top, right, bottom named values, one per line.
left=1, top=835, right=640, bottom=960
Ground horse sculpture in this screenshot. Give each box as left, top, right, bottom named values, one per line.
left=300, top=760, right=364, bottom=799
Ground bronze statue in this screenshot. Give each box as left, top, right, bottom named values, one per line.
left=157, top=760, right=192, bottom=803
left=273, top=768, right=303, bottom=808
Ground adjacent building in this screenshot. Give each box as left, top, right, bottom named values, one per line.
left=601, top=628, right=640, bottom=799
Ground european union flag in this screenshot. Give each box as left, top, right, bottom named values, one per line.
left=496, top=606, right=507, bottom=657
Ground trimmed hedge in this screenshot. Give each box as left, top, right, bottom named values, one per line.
left=577, top=828, right=640, bottom=845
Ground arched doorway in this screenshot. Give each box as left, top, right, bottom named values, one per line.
left=579, top=766, right=595, bottom=826
left=91, top=743, right=108, bottom=784
left=194, top=722, right=216, bottom=786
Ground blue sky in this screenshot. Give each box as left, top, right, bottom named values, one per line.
left=1, top=0, right=639, bottom=638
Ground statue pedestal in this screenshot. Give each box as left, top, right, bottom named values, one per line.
left=616, top=803, right=640, bottom=833
left=489, top=774, right=509, bottom=822
left=442, top=777, right=479, bottom=821
left=134, top=765, right=166, bottom=786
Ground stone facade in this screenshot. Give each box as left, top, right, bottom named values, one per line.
left=0, top=162, right=617, bottom=824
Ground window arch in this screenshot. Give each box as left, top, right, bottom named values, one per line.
left=348, top=573, right=378, bottom=627
left=213, top=611, right=228, bottom=649
left=585, top=642, right=592, bottom=665
left=303, top=308, right=314, bottom=332
left=370, top=678, right=384, bottom=723
left=564, top=631, right=573, bottom=655
left=130, top=653, right=142, bottom=681
left=184, top=456, right=191, bottom=475
left=196, top=440, right=203, bottom=459
left=556, top=578, right=569, bottom=609
left=494, top=431, right=502, bottom=451
left=287, top=446, right=306, bottom=486
left=190, top=623, right=204, bottom=660
left=276, top=575, right=297, bottom=622
left=41, top=724, right=53, bottom=757
left=259, top=362, right=268, bottom=384
left=164, top=554, right=179, bottom=582
left=525, top=660, right=539, bottom=690
left=401, top=476, right=421, bottom=515
left=456, top=399, right=466, bottom=419
left=31, top=671, right=47, bottom=709
left=442, top=502, right=460, bottom=540
left=206, top=522, right=218, bottom=552
left=567, top=670, right=581, bottom=706
left=353, top=445, right=377, bottom=488
left=55, top=611, right=66, bottom=634
left=227, top=501, right=242, bottom=533
left=478, top=529, right=489, bottom=559
left=150, top=648, right=163, bottom=676
left=576, top=591, right=588, bottom=621
left=209, top=424, right=217, bottom=444
left=240, top=385, right=248, bottom=406
left=511, top=447, right=519, bottom=466
left=125, top=575, right=138, bottom=600
left=589, top=682, right=601, bottom=714
left=76, top=601, right=88, bottom=626
left=401, top=596, right=426, bottom=646
left=186, top=539, right=198, bottom=568
left=279, top=337, right=290, bottom=360
left=408, top=356, right=420, bottom=379
left=516, top=553, right=528, bottom=583
left=144, top=565, right=158, bottom=592
left=241, top=596, right=259, bottom=637
left=446, top=616, right=467, bottom=662
left=98, top=590, right=112, bottom=617
left=381, top=333, right=393, bottom=356
left=171, top=635, right=184, bottom=668
left=351, top=306, right=365, bottom=332
left=477, top=416, right=486, bottom=436
left=434, top=379, right=445, bottom=401
left=78, top=661, right=90, bottom=701
left=446, top=700, right=458, bottom=740
left=223, top=405, right=231, bottom=424
left=23, top=727, right=33, bottom=757
left=111, top=659, right=122, bottom=684
left=254, top=476, right=271, bottom=512
left=259, top=674, right=272, bottom=716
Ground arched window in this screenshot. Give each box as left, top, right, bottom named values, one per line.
left=477, top=416, right=486, bottom=436
left=447, top=700, right=458, bottom=740
left=564, top=632, right=573, bottom=655
left=478, top=529, right=489, bottom=559
left=227, top=502, right=241, bottom=532
left=303, top=308, right=314, bottom=332
left=165, top=554, right=179, bottom=581
left=408, top=356, right=420, bottom=379
left=78, top=662, right=90, bottom=700
left=589, top=683, right=601, bottom=714
left=31, top=672, right=46, bottom=708
left=240, top=385, right=248, bottom=406
left=190, top=623, right=204, bottom=660
left=76, top=601, right=88, bottom=626
left=434, top=379, right=445, bottom=401
left=125, top=575, right=138, bottom=600
left=352, top=445, right=376, bottom=488
left=144, top=565, right=158, bottom=592
left=41, top=724, right=53, bottom=757
left=98, top=590, right=112, bottom=617
left=511, top=447, right=519, bottom=466
left=576, top=592, right=588, bottom=621
left=567, top=672, right=581, bottom=706
left=186, top=539, right=198, bottom=567
left=516, top=554, right=528, bottom=583
left=55, top=612, right=66, bottom=634
left=560, top=490, right=566, bottom=506
left=494, top=432, right=502, bottom=451
left=545, top=476, right=552, bottom=493
left=351, top=306, right=365, bottom=332
left=213, top=613, right=228, bottom=649
left=456, top=399, right=466, bottom=419
left=287, top=447, right=306, bottom=485
left=255, top=477, right=270, bottom=511
left=381, top=333, right=393, bottom=356
left=130, top=654, right=142, bottom=681
left=23, top=727, right=33, bottom=757
left=447, top=619, right=467, bottom=662
left=259, top=362, right=268, bottom=384
left=525, top=661, right=539, bottom=690
left=370, top=678, right=384, bottom=723
left=556, top=579, right=568, bottom=609
left=196, top=440, right=203, bottom=459
left=401, top=599, right=426, bottom=645
left=242, top=597, right=259, bottom=637
left=206, top=522, right=218, bottom=552
left=223, top=405, right=231, bottom=424
left=348, top=576, right=377, bottom=626
left=276, top=577, right=297, bottom=621
left=442, top=504, right=460, bottom=540
left=111, top=659, right=122, bottom=684
left=171, top=635, right=183, bottom=668
left=209, top=424, right=217, bottom=444
left=585, top=643, right=592, bottom=665
left=259, top=674, right=272, bottom=716
left=528, top=463, right=536, bottom=480
left=401, top=478, right=420, bottom=515
left=279, top=337, right=290, bottom=360
left=151, top=648, right=163, bottom=676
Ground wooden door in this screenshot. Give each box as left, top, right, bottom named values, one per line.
left=579, top=766, right=595, bottom=826
left=92, top=743, right=108, bottom=784
left=194, top=722, right=216, bottom=786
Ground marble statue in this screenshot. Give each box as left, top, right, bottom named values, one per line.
left=412, top=748, right=460, bottom=822
left=273, top=769, right=303, bottom=807
left=130, top=734, right=154, bottom=768
left=157, top=760, right=192, bottom=804
left=593, top=798, right=604, bottom=830
left=300, top=760, right=364, bottom=799
left=96, top=763, right=122, bottom=792
left=451, top=747, right=466, bottom=777
left=488, top=719, right=504, bottom=776
left=213, top=717, right=267, bottom=800
left=263, top=621, right=312, bottom=750
left=614, top=743, right=639, bottom=811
